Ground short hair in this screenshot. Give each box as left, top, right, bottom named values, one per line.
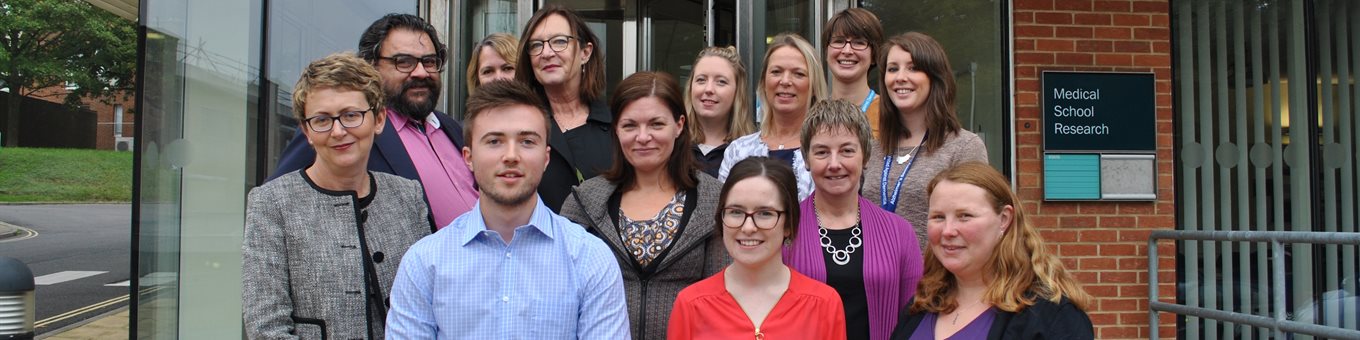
left=463, top=80, right=550, bottom=143
left=291, top=53, right=383, bottom=121
left=466, top=33, right=520, bottom=93
left=717, top=157, right=801, bottom=241
left=603, top=71, right=699, bottom=191
left=683, top=46, right=756, bottom=144
left=876, top=32, right=961, bottom=155
left=911, top=162, right=1093, bottom=314
left=822, top=8, right=885, bottom=70
left=799, top=99, right=873, bottom=169
left=357, top=13, right=448, bottom=65
left=755, top=33, right=829, bottom=134
left=514, top=5, right=607, bottom=103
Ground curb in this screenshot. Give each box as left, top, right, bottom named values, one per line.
left=0, top=220, right=19, bottom=240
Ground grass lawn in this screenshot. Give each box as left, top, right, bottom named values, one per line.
left=0, top=147, right=133, bottom=202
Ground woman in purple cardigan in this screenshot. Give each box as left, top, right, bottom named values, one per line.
left=784, top=100, right=924, bottom=340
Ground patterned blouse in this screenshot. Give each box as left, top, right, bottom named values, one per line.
left=619, top=191, right=687, bottom=267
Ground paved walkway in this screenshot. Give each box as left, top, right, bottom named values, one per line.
left=38, top=308, right=127, bottom=340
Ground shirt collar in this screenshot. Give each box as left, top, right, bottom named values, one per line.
left=387, top=108, right=441, bottom=133
left=457, top=198, right=557, bottom=246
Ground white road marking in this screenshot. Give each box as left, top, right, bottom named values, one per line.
left=34, top=271, right=107, bottom=285
left=103, top=272, right=177, bottom=287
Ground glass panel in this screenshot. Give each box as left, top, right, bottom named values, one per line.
left=1171, top=0, right=1360, bottom=338
left=644, top=0, right=706, bottom=81
left=766, top=0, right=814, bottom=41
left=1313, top=0, right=1359, bottom=332
left=860, top=0, right=1007, bottom=168
left=263, top=1, right=418, bottom=176
left=137, top=0, right=261, bottom=337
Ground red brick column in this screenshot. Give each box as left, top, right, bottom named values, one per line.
left=1012, top=0, right=1176, bottom=338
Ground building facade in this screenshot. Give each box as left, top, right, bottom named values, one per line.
left=130, top=0, right=1357, bottom=338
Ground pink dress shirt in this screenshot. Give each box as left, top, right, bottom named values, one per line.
left=388, top=108, right=478, bottom=228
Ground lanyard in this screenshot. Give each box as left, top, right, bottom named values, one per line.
left=859, top=90, right=877, bottom=112
left=879, top=132, right=927, bottom=212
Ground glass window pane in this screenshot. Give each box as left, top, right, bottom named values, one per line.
left=861, top=0, right=1007, bottom=168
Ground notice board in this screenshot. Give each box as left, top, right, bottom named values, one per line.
left=1042, top=71, right=1156, bottom=152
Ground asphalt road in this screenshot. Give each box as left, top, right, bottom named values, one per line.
left=0, top=204, right=130, bottom=334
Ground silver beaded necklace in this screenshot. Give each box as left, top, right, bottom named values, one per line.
left=816, top=200, right=863, bottom=266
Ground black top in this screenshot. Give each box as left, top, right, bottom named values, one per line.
left=692, top=143, right=729, bottom=178
left=823, top=225, right=870, bottom=340
left=540, top=99, right=614, bottom=212
left=768, top=148, right=799, bottom=167
left=891, top=294, right=1094, bottom=340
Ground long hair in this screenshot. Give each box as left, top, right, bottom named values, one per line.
left=717, top=157, right=801, bottom=241
left=910, top=162, right=1092, bottom=314
left=683, top=46, right=755, bottom=144
left=876, top=32, right=962, bottom=155
left=755, top=33, right=828, bottom=134
left=515, top=4, right=606, bottom=103
left=466, top=33, right=519, bottom=93
left=603, top=71, right=699, bottom=192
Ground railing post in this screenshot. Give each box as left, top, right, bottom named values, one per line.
left=1272, top=240, right=1286, bottom=339
left=1149, top=236, right=1160, bottom=340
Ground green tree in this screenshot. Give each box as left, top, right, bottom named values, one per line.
left=0, top=0, right=136, bottom=146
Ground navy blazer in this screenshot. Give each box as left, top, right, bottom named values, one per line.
left=269, top=110, right=467, bottom=181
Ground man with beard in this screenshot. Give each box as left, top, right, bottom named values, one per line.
left=272, top=14, right=478, bottom=229
left=385, top=80, right=629, bottom=339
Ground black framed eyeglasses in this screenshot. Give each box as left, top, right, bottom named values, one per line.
left=721, top=208, right=785, bottom=230
left=303, top=108, right=372, bottom=132
left=377, top=54, right=444, bottom=73
left=527, top=35, right=577, bottom=56
left=829, top=37, right=870, bottom=51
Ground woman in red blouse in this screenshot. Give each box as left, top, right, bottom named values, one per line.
left=668, top=157, right=847, bottom=340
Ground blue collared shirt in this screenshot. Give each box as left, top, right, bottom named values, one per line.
left=386, top=198, right=631, bottom=339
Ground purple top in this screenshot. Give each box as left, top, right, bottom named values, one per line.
left=784, top=194, right=925, bottom=340
left=908, top=308, right=997, bottom=340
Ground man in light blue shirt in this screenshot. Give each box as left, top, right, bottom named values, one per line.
left=386, top=80, right=630, bottom=339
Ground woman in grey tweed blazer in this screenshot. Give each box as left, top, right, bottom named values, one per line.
left=560, top=72, right=730, bottom=339
left=242, top=53, right=431, bottom=340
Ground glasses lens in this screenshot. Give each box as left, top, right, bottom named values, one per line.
left=550, top=37, right=571, bottom=51
left=529, top=41, right=545, bottom=55
left=419, top=57, right=443, bottom=72
left=753, top=211, right=779, bottom=229
left=830, top=38, right=847, bottom=48
left=852, top=40, right=869, bottom=50
left=308, top=116, right=333, bottom=132
left=339, top=111, right=365, bottom=128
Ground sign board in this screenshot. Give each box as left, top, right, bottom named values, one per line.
left=1042, top=71, right=1156, bottom=152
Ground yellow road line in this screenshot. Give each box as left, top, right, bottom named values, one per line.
left=35, top=286, right=162, bottom=328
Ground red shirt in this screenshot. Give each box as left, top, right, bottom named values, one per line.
left=668, top=267, right=847, bottom=340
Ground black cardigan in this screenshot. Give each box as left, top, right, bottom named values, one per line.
left=889, top=296, right=1094, bottom=340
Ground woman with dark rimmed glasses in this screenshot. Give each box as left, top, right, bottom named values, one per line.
left=514, top=4, right=615, bottom=212
left=242, top=53, right=431, bottom=340
left=668, top=157, right=847, bottom=340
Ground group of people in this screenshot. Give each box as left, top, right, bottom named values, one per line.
left=241, top=6, right=1095, bottom=340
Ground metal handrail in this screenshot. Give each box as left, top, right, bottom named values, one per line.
left=1148, top=230, right=1360, bottom=340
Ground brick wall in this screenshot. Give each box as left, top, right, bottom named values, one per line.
left=25, top=86, right=135, bottom=150
left=1012, top=0, right=1176, bottom=338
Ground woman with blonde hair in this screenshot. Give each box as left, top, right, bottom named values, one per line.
left=685, top=46, right=756, bottom=177
left=890, top=162, right=1093, bottom=339
left=717, top=33, right=828, bottom=200
left=243, top=53, right=431, bottom=339
left=465, top=33, right=518, bottom=93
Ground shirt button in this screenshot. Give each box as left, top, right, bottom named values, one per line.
left=505, top=252, right=511, bottom=258
left=502, top=296, right=510, bottom=302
